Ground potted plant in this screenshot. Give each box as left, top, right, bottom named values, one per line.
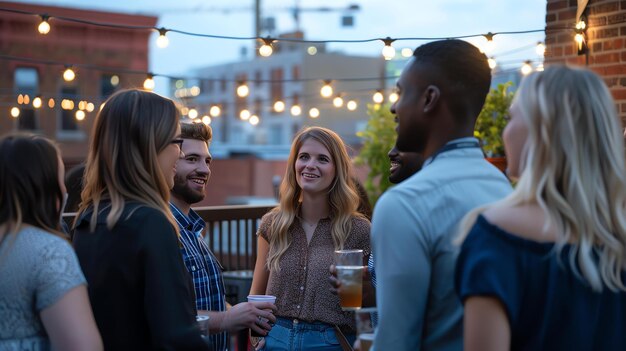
left=474, top=82, right=515, bottom=172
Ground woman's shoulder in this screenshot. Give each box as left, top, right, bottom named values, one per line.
left=482, top=204, right=560, bottom=244
left=350, top=215, right=371, bottom=231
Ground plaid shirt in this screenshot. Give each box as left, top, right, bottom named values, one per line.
left=170, top=203, right=227, bottom=351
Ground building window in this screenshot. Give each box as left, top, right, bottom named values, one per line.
left=14, top=67, right=39, bottom=130
left=100, top=74, right=117, bottom=99
left=270, top=68, right=284, bottom=106
left=292, top=65, right=300, bottom=80
left=202, top=79, right=214, bottom=93
left=60, top=86, right=79, bottom=131
left=220, top=76, right=227, bottom=92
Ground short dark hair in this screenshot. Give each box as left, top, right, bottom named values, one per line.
left=180, top=122, right=212, bottom=143
left=412, top=39, right=491, bottom=122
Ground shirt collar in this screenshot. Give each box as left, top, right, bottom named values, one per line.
left=423, top=137, right=482, bottom=167
left=169, top=202, right=206, bottom=233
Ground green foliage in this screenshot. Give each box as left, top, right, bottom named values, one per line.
left=355, top=104, right=396, bottom=205
left=474, top=83, right=515, bottom=157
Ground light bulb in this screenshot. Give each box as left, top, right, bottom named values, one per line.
left=482, top=32, right=495, bottom=54
left=259, top=44, right=273, bottom=57
left=249, top=115, right=260, bottom=125
left=401, top=48, right=413, bottom=57
left=290, top=105, right=302, bottom=116
left=536, top=63, right=545, bottom=72
left=240, top=109, right=251, bottom=120
left=320, top=82, right=333, bottom=98
left=63, top=67, right=75, bottom=82
left=10, top=107, right=20, bottom=118
left=110, top=75, right=119, bottom=86
left=209, top=105, right=221, bottom=117
left=156, top=28, right=169, bottom=48
left=23, top=95, right=30, bottom=105
left=17, top=94, right=24, bottom=105
left=535, top=42, right=546, bottom=56
left=307, top=46, right=318, bottom=55
left=202, top=115, right=211, bottom=125
left=143, top=75, right=155, bottom=90
left=382, top=44, right=396, bottom=60
left=388, top=92, right=399, bottom=103
left=488, top=57, right=497, bottom=70
left=86, top=102, right=95, bottom=112
left=236, top=83, right=249, bottom=97
left=38, top=16, right=50, bottom=35
left=75, top=110, right=85, bottom=121
left=32, top=96, right=42, bottom=109
left=372, top=91, right=384, bottom=104
left=48, top=98, right=55, bottom=108
left=274, top=100, right=285, bottom=112
left=333, top=96, right=344, bottom=108
left=188, top=108, right=198, bottom=119
left=521, top=61, right=533, bottom=76
left=308, top=108, right=320, bottom=118
left=347, top=100, right=357, bottom=111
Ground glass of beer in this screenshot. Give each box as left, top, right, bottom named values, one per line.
left=355, top=307, right=377, bottom=351
left=334, top=249, right=364, bottom=310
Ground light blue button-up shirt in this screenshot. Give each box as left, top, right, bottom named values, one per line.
left=371, top=137, right=512, bottom=351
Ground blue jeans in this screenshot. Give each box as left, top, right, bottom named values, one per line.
left=261, top=317, right=356, bottom=351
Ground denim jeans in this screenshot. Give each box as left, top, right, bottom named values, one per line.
left=261, top=317, right=356, bottom=351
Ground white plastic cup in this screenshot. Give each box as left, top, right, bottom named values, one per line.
left=247, top=295, right=276, bottom=337
left=196, top=315, right=209, bottom=336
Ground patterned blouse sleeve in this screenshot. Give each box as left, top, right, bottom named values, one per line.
left=35, top=236, right=86, bottom=312
left=350, top=216, right=371, bottom=257
left=257, top=212, right=275, bottom=242
left=454, top=215, right=522, bottom=324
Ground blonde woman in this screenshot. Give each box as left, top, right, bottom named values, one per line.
left=73, top=89, right=210, bottom=350
left=0, top=134, right=102, bottom=351
left=456, top=66, right=626, bottom=350
left=250, top=127, right=370, bottom=350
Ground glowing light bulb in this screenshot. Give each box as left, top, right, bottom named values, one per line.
left=259, top=37, right=274, bottom=57
left=347, top=100, right=357, bottom=111
left=156, top=28, right=169, bottom=48
left=521, top=61, right=533, bottom=76
left=63, top=67, right=75, bottom=82
left=320, top=81, right=333, bottom=98
left=290, top=105, right=302, bottom=116
left=188, top=108, right=198, bottom=119
left=381, top=38, right=396, bottom=60
left=389, top=92, right=399, bottom=103
left=333, top=96, right=344, bottom=108
left=209, top=105, right=221, bottom=117
left=482, top=32, right=495, bottom=54
left=38, top=16, right=50, bottom=34
left=488, top=57, right=497, bottom=70
left=535, top=42, right=546, bottom=56
left=536, top=63, right=544, bottom=72
left=110, top=75, right=119, bottom=86
left=17, top=94, right=24, bottom=105
left=274, top=100, right=285, bottom=113
left=143, top=75, right=155, bottom=90
left=249, top=115, right=260, bottom=125
left=307, top=46, right=318, bottom=55
left=202, top=115, right=211, bottom=125
left=23, top=95, right=30, bottom=105
left=240, top=109, right=251, bottom=120
left=401, top=48, right=413, bottom=57
left=32, top=96, right=42, bottom=109
left=75, top=110, right=86, bottom=121
left=86, top=102, right=95, bottom=112
left=48, top=98, right=55, bottom=108
left=236, top=83, right=249, bottom=97
left=308, top=108, right=320, bottom=118
left=372, top=91, right=384, bottom=104
left=10, top=107, right=20, bottom=118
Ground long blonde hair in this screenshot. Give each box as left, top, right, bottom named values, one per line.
left=460, top=65, right=626, bottom=292
left=77, top=89, right=179, bottom=234
left=266, top=127, right=363, bottom=271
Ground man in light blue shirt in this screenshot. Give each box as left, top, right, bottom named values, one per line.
left=371, top=39, right=513, bottom=351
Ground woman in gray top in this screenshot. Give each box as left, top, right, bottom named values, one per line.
left=0, top=133, right=102, bottom=351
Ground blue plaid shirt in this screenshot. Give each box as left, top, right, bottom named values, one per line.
left=170, top=203, right=227, bottom=351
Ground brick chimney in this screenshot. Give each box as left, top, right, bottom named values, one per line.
left=545, top=0, right=626, bottom=123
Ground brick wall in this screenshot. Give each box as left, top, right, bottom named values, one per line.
left=545, top=0, right=626, bottom=122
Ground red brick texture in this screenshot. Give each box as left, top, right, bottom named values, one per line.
left=546, top=0, right=626, bottom=124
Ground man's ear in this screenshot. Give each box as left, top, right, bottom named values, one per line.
left=423, top=85, right=440, bottom=113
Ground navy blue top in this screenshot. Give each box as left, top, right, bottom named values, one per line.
left=455, top=215, right=626, bottom=351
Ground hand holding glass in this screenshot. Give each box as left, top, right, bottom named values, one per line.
left=335, top=249, right=364, bottom=310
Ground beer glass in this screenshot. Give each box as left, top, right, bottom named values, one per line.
left=334, top=249, right=364, bottom=310
left=355, top=307, right=377, bottom=351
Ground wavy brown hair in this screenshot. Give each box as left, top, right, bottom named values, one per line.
left=0, top=133, right=65, bottom=244
left=77, top=89, right=180, bottom=233
left=266, top=127, right=364, bottom=271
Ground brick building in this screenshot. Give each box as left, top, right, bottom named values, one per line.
left=0, top=1, right=156, bottom=166
left=545, top=0, right=626, bottom=122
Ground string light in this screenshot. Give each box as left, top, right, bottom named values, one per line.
left=38, top=15, right=50, bottom=35
left=48, top=98, right=55, bottom=108
left=240, top=109, right=251, bottom=120
left=188, top=108, right=198, bottom=119
left=23, top=95, right=30, bottom=105
left=347, top=100, right=357, bottom=111
left=482, top=32, right=495, bottom=54
left=156, top=28, right=169, bottom=48
left=309, top=108, right=320, bottom=118
left=388, top=92, right=399, bottom=103
left=575, top=20, right=586, bottom=52
left=401, top=48, right=413, bottom=58
left=536, top=63, right=544, bottom=72
left=372, top=90, right=384, bottom=104
left=180, top=106, right=189, bottom=115
left=236, top=81, right=249, bottom=98
left=63, top=66, right=75, bottom=82
left=32, top=96, right=42, bottom=109
left=249, top=115, right=260, bottom=125
left=307, top=46, right=318, bottom=55
left=333, top=96, right=344, bottom=108
left=17, top=94, right=24, bottom=105
left=86, top=102, right=95, bottom=112
left=535, top=42, right=546, bottom=56
left=290, top=105, right=302, bottom=116
left=202, top=115, right=211, bottom=125
left=259, top=37, right=275, bottom=57
left=78, top=100, right=86, bottom=110
left=381, top=37, right=396, bottom=60
left=521, top=60, right=533, bottom=75
left=273, top=100, right=285, bottom=112
left=320, top=80, right=333, bottom=98
left=143, top=74, right=155, bottom=90
left=209, top=105, right=221, bottom=117
left=110, top=75, right=120, bottom=86
left=75, top=110, right=85, bottom=121
left=488, top=57, right=497, bottom=69
left=10, top=107, right=20, bottom=118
